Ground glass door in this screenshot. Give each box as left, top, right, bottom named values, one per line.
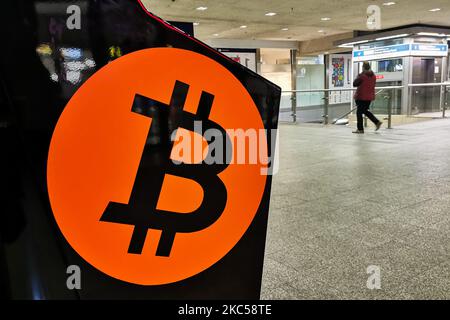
left=411, top=57, right=443, bottom=114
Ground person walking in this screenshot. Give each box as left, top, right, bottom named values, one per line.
left=352, top=62, right=382, bottom=134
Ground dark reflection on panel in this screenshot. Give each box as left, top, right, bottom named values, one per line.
left=0, top=0, right=280, bottom=299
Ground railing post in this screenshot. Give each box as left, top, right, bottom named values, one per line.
left=291, top=92, right=297, bottom=123
left=323, top=54, right=329, bottom=126
left=387, top=90, right=392, bottom=129
left=290, top=49, right=297, bottom=123
left=443, top=85, right=447, bottom=119
left=323, top=91, right=329, bottom=125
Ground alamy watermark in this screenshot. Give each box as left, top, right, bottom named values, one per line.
left=366, top=265, right=382, bottom=290
left=170, top=121, right=279, bottom=176
left=367, top=5, right=382, bottom=30
left=66, top=5, right=81, bottom=30
left=66, top=265, right=81, bottom=290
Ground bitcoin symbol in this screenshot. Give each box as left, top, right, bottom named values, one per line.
left=100, top=81, right=232, bottom=257
left=47, top=48, right=268, bottom=285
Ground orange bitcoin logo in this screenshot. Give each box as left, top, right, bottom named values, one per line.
left=47, top=48, right=267, bottom=285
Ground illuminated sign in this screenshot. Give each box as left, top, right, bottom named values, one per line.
left=354, top=43, right=448, bottom=61
left=410, top=44, right=448, bottom=56
left=47, top=48, right=268, bottom=285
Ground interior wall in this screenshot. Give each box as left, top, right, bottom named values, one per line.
left=260, top=48, right=292, bottom=110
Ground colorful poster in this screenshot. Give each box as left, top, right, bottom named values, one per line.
left=329, top=54, right=352, bottom=105
left=332, top=57, right=345, bottom=87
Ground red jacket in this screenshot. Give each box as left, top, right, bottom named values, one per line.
left=353, top=71, right=376, bottom=101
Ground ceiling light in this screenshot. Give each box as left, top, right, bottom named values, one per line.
left=265, top=12, right=277, bottom=16
left=375, top=33, right=409, bottom=40
left=213, top=33, right=219, bottom=37
left=429, top=8, right=441, bottom=12
left=338, top=40, right=369, bottom=48
left=281, top=28, right=289, bottom=31
left=352, top=40, right=369, bottom=44
left=318, top=30, right=325, bottom=33
left=417, top=32, right=446, bottom=37
left=240, top=25, right=247, bottom=29
left=382, top=2, right=396, bottom=6
left=321, top=17, right=331, bottom=21
left=193, top=22, right=200, bottom=26
left=196, top=6, right=208, bottom=11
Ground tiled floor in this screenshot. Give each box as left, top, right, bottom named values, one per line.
left=261, top=118, right=450, bottom=300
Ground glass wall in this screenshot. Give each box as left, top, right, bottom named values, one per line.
left=295, top=56, right=325, bottom=123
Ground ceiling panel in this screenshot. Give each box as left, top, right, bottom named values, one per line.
left=142, top=0, right=450, bottom=41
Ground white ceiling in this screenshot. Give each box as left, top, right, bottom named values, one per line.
left=142, top=0, right=450, bottom=42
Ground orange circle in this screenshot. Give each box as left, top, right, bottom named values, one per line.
left=47, top=48, right=267, bottom=285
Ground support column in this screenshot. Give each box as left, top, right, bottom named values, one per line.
left=256, top=49, right=262, bottom=75
left=403, top=56, right=412, bottom=116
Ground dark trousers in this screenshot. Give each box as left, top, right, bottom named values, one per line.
left=356, top=100, right=380, bottom=131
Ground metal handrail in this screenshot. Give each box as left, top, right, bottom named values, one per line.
left=282, top=85, right=435, bottom=94
left=331, top=89, right=387, bottom=125
left=281, top=82, right=450, bottom=124
left=408, top=83, right=450, bottom=88
left=282, top=83, right=450, bottom=94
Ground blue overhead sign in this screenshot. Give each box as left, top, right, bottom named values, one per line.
left=354, top=43, right=448, bottom=61
left=411, top=44, right=448, bottom=54
left=353, top=44, right=410, bottom=59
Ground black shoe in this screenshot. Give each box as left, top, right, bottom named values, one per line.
left=352, top=130, right=364, bottom=134
left=375, top=122, right=383, bottom=131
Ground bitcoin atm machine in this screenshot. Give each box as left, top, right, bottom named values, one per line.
left=0, top=0, right=280, bottom=299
